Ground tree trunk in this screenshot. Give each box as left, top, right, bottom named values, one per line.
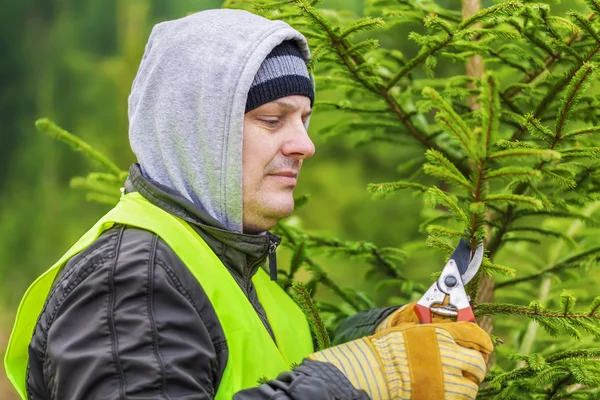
left=462, top=0, right=495, bottom=335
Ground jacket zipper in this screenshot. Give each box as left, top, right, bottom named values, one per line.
left=268, top=241, right=278, bottom=281
left=245, top=239, right=279, bottom=291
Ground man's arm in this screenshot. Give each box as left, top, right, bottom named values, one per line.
left=330, top=306, right=401, bottom=346
left=234, top=360, right=369, bottom=400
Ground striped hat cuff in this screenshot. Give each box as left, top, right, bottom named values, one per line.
left=245, top=40, right=314, bottom=113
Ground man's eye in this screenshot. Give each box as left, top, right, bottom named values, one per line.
left=260, top=119, right=280, bottom=127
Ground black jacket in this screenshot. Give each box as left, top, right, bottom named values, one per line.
left=26, top=164, right=398, bottom=399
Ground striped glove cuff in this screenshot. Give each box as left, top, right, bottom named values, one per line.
left=309, top=338, right=395, bottom=399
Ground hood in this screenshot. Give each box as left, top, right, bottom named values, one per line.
left=128, top=9, right=312, bottom=232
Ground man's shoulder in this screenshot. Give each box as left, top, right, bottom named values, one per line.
left=32, top=225, right=167, bottom=354
left=36, top=224, right=209, bottom=333
left=53, top=225, right=158, bottom=285
left=47, top=224, right=204, bottom=312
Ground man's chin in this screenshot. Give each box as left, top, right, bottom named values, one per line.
left=271, top=204, right=295, bottom=220
left=267, top=196, right=296, bottom=219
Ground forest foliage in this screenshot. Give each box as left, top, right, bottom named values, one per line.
left=4, top=0, right=600, bottom=398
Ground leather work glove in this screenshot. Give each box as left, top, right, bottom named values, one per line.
left=309, top=316, right=493, bottom=399
left=377, top=302, right=491, bottom=359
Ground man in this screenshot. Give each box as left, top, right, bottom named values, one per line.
left=5, top=9, right=493, bottom=399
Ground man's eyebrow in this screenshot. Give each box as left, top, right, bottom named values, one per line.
left=273, top=100, right=312, bottom=116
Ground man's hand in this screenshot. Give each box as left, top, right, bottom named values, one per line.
left=377, top=302, right=453, bottom=332
left=309, top=313, right=493, bottom=399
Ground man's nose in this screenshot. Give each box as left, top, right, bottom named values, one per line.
left=282, top=124, right=316, bottom=160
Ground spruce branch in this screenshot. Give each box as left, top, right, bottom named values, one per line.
left=512, top=210, right=600, bottom=226
left=513, top=43, right=600, bottom=141
left=314, top=101, right=391, bottom=114
left=367, top=180, right=428, bottom=199
left=545, top=16, right=581, bottom=36
left=590, top=297, right=600, bottom=316
left=294, top=194, right=310, bottom=210
left=424, top=149, right=472, bottom=190
left=513, top=25, right=555, bottom=58
left=424, top=15, right=453, bottom=36
left=555, top=62, right=597, bottom=137
left=427, top=186, right=470, bottom=224
left=290, top=282, right=331, bottom=350
left=423, top=165, right=473, bottom=190
left=427, top=225, right=465, bottom=239
left=70, top=177, right=122, bottom=197
left=386, top=1, right=522, bottom=89
left=339, top=17, right=385, bottom=40
left=303, top=259, right=363, bottom=311
left=495, top=245, right=600, bottom=288
left=569, top=12, right=600, bottom=44
left=503, top=12, right=595, bottom=100
left=485, top=194, right=543, bottom=209
left=585, top=1, right=600, bottom=14
left=560, top=146, right=600, bottom=159
left=35, top=118, right=123, bottom=177
left=275, top=223, right=363, bottom=311
left=496, top=139, right=541, bottom=149
left=423, top=87, right=475, bottom=158
left=488, top=49, right=530, bottom=75
left=346, top=39, right=380, bottom=55
left=484, top=349, right=600, bottom=397
left=380, top=0, right=462, bottom=24
left=488, top=148, right=561, bottom=161
left=251, top=0, right=295, bottom=14
left=550, top=37, right=586, bottom=64
left=547, top=349, right=600, bottom=363
left=523, top=113, right=555, bottom=141
left=541, top=170, right=577, bottom=189
left=507, top=226, right=577, bottom=248
left=425, top=234, right=455, bottom=254
left=386, top=39, right=453, bottom=90
left=306, top=42, right=330, bottom=70
left=485, top=167, right=541, bottom=181
left=480, top=73, right=500, bottom=155
left=304, top=233, right=406, bottom=279
left=460, top=1, right=522, bottom=30
left=86, top=172, right=125, bottom=187
left=545, top=372, right=572, bottom=399
left=481, top=259, right=517, bottom=278
left=289, top=242, right=306, bottom=278
left=562, top=126, right=600, bottom=140
left=475, top=302, right=600, bottom=323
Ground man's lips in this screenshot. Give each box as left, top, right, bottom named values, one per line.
left=268, top=171, right=298, bottom=185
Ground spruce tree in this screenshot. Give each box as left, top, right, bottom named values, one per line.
left=37, top=0, right=600, bottom=397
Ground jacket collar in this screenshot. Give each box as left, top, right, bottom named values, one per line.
left=124, top=163, right=280, bottom=279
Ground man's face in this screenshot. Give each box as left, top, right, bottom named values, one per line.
left=242, top=95, right=315, bottom=233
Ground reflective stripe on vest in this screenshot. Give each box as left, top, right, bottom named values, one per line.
left=5, top=192, right=313, bottom=399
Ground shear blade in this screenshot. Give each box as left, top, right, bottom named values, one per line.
left=449, top=239, right=484, bottom=285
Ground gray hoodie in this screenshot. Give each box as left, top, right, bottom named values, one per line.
left=128, top=9, right=312, bottom=233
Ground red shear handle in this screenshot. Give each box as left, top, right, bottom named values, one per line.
left=456, top=307, right=476, bottom=323
left=415, top=304, right=476, bottom=323
left=415, top=303, right=432, bottom=324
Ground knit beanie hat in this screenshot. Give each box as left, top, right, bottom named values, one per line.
left=245, top=40, right=314, bottom=113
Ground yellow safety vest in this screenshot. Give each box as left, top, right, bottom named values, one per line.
left=5, top=192, right=314, bottom=399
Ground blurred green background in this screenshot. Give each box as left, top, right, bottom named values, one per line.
left=0, top=0, right=590, bottom=397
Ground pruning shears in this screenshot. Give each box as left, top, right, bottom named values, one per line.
left=415, top=239, right=484, bottom=324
